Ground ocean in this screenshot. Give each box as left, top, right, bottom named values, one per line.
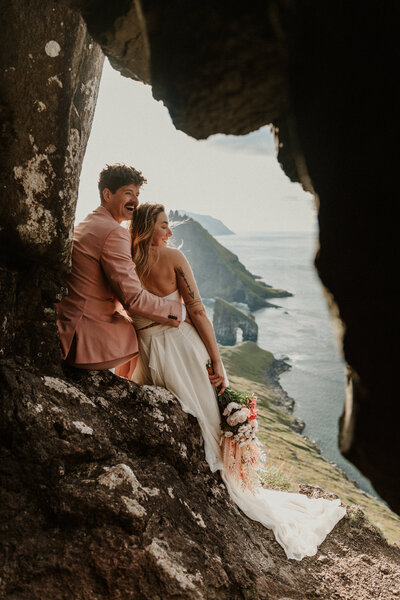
left=215, top=231, right=379, bottom=499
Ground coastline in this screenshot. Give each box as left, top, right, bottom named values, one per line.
left=264, top=357, right=306, bottom=434
left=216, top=230, right=383, bottom=498
left=219, top=341, right=400, bottom=544
left=264, top=351, right=376, bottom=492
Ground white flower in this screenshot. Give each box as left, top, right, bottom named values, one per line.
left=223, top=402, right=242, bottom=416
left=238, top=424, right=251, bottom=434
left=224, top=431, right=233, bottom=437
left=226, top=407, right=250, bottom=426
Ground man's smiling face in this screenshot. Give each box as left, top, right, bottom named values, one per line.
left=102, top=184, right=141, bottom=223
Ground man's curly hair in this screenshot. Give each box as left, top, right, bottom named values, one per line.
left=98, top=164, right=147, bottom=203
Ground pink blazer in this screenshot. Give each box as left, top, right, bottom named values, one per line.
left=57, top=206, right=183, bottom=366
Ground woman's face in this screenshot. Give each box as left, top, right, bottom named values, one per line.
left=151, top=211, right=172, bottom=247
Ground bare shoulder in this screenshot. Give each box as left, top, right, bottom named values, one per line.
left=154, top=247, right=186, bottom=265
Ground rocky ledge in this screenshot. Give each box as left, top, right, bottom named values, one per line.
left=264, top=355, right=305, bottom=433
left=1, top=361, right=399, bottom=599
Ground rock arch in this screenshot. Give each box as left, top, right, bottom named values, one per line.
left=213, top=298, right=258, bottom=346
left=0, top=0, right=398, bottom=511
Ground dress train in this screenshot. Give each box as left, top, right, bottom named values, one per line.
left=132, top=291, right=346, bottom=560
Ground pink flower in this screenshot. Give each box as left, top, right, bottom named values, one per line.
left=248, top=409, right=259, bottom=421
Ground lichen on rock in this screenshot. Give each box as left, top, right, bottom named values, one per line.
left=14, top=153, right=57, bottom=248
left=0, top=363, right=399, bottom=599
left=45, top=40, right=61, bottom=57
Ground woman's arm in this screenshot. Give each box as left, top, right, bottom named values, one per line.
left=173, top=250, right=227, bottom=393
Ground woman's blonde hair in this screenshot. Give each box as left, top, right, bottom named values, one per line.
left=130, top=203, right=165, bottom=283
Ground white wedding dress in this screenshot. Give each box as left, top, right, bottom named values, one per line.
left=132, top=290, right=346, bottom=560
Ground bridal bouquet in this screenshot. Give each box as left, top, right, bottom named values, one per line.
left=206, top=360, right=262, bottom=492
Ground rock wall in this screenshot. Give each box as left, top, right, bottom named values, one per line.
left=275, top=3, right=399, bottom=512
left=213, top=297, right=258, bottom=346
left=0, top=0, right=103, bottom=370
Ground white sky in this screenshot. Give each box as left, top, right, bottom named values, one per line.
left=77, top=60, right=316, bottom=233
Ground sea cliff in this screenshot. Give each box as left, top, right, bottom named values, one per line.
left=169, top=211, right=291, bottom=310
left=175, top=210, right=234, bottom=235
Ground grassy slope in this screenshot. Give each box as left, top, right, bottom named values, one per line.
left=219, top=341, right=400, bottom=545
left=198, top=223, right=290, bottom=299
left=214, top=297, right=256, bottom=321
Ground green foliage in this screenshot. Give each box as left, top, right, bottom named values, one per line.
left=259, top=463, right=294, bottom=491
left=218, top=386, right=250, bottom=408
left=214, top=297, right=253, bottom=320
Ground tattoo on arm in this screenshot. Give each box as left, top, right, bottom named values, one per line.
left=185, top=298, right=202, bottom=308
left=186, top=298, right=206, bottom=317
left=190, top=307, right=207, bottom=318
left=177, top=266, right=195, bottom=299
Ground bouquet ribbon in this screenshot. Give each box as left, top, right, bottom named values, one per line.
left=207, top=360, right=261, bottom=492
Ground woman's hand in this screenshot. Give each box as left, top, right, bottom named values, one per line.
left=208, top=359, right=228, bottom=395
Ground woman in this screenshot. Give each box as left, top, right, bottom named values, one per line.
left=124, top=203, right=346, bottom=561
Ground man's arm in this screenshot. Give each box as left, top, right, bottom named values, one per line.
left=100, top=226, right=184, bottom=326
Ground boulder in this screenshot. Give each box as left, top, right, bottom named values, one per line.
left=1, top=362, right=399, bottom=599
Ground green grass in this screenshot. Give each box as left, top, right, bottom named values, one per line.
left=220, top=341, right=275, bottom=384
left=220, top=342, right=400, bottom=546
left=259, top=463, right=294, bottom=491
left=214, top=297, right=255, bottom=321
left=202, top=226, right=290, bottom=300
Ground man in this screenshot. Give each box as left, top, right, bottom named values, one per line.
left=57, top=163, right=185, bottom=370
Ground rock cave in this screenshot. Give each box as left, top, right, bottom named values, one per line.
left=1, top=1, right=399, bottom=597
